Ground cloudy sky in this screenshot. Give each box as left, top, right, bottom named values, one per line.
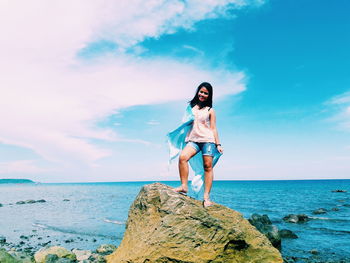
left=1, top=0, right=349, bottom=183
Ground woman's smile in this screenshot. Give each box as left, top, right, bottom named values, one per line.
left=198, top=87, right=209, bottom=102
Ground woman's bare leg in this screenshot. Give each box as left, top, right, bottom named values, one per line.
left=203, top=155, right=213, bottom=206
left=175, top=145, right=197, bottom=193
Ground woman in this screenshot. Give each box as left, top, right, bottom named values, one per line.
left=173, top=82, right=223, bottom=207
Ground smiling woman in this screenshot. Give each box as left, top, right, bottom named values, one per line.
left=168, top=82, right=223, bottom=208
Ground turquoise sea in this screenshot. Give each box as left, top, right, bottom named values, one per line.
left=0, top=180, right=349, bottom=262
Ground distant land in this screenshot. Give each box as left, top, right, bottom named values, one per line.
left=0, top=179, right=35, bottom=184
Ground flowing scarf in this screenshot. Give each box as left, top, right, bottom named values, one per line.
left=166, top=104, right=222, bottom=193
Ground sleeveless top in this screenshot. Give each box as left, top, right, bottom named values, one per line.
left=186, top=106, right=215, bottom=143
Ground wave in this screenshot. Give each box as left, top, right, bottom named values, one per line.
left=103, top=218, right=125, bottom=225
left=309, top=216, right=350, bottom=222
left=304, top=225, right=350, bottom=235
left=32, top=222, right=121, bottom=239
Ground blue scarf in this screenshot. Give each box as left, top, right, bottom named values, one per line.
left=166, top=105, right=222, bottom=193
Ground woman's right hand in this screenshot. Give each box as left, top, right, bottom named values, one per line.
left=217, top=145, right=223, bottom=154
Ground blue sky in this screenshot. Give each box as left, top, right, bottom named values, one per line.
left=1, top=0, right=349, bottom=182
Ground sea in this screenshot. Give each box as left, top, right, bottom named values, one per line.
left=0, top=180, right=349, bottom=262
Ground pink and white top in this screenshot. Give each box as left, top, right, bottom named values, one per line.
left=186, top=106, right=215, bottom=143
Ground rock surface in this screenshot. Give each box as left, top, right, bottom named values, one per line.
left=107, top=183, right=283, bottom=263
left=34, top=246, right=76, bottom=263
left=248, top=213, right=281, bottom=250
left=279, top=229, right=298, bottom=239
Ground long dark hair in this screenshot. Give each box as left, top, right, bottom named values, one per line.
left=189, top=82, right=213, bottom=109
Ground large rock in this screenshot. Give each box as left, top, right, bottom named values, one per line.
left=34, top=246, right=76, bottom=263
left=107, top=183, right=283, bottom=263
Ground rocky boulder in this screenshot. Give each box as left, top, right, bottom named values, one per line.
left=34, top=246, right=76, bottom=263
left=248, top=213, right=281, bottom=250
left=279, top=229, right=298, bottom=239
left=107, top=183, right=283, bottom=263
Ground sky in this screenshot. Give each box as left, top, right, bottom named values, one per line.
left=0, top=0, right=350, bottom=183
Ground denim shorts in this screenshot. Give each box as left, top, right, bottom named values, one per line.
left=187, top=141, right=216, bottom=157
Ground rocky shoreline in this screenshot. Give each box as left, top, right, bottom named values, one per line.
left=1, top=187, right=349, bottom=263
left=0, top=242, right=116, bottom=263
left=1, top=241, right=349, bottom=263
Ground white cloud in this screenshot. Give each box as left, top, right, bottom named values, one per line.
left=0, top=0, right=261, bottom=171
left=147, top=120, right=161, bottom=125
left=327, top=92, right=350, bottom=131
left=0, top=160, right=46, bottom=174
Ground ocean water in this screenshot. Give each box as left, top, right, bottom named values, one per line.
left=0, top=180, right=349, bottom=261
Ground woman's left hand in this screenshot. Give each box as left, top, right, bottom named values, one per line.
left=217, top=145, right=224, bottom=154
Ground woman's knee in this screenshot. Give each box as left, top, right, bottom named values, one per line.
left=204, top=162, right=213, bottom=172
left=179, top=153, right=189, bottom=163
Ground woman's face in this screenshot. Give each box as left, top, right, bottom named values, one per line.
left=198, top=87, right=209, bottom=102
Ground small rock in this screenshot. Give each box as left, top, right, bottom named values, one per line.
left=92, top=239, right=97, bottom=242
left=279, top=229, right=298, bottom=239
left=25, top=200, right=36, bottom=204
left=63, top=199, right=70, bottom=202
left=332, top=207, right=339, bottom=211
left=310, top=249, right=319, bottom=255
left=72, top=249, right=92, bottom=261
left=283, top=214, right=310, bottom=223
left=331, top=189, right=347, bottom=193
left=0, top=236, right=6, bottom=243
left=96, top=244, right=117, bottom=255
left=20, top=235, right=29, bottom=240
left=16, top=201, right=26, bottom=205
left=343, top=204, right=350, bottom=207
left=312, top=208, right=328, bottom=215
left=89, top=253, right=106, bottom=263
left=0, top=203, right=3, bottom=207
left=42, top=241, right=51, bottom=246
left=36, top=199, right=46, bottom=203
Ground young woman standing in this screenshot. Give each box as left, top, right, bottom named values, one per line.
left=174, top=82, right=223, bottom=207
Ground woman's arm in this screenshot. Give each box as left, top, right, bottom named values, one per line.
left=209, top=109, right=223, bottom=154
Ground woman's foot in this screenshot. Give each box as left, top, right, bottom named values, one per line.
left=203, top=198, right=213, bottom=208
left=173, top=186, right=188, bottom=195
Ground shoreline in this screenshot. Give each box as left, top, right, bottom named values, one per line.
left=1, top=182, right=349, bottom=262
